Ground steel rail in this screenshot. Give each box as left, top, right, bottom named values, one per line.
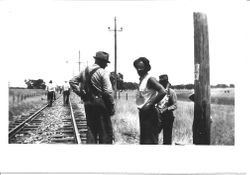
left=9, top=105, right=47, bottom=139
left=69, top=98, right=82, bottom=144
left=9, top=95, right=62, bottom=139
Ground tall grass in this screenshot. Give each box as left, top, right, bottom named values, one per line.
left=172, top=101, right=194, bottom=144
left=9, top=88, right=47, bottom=105
left=210, top=104, right=234, bottom=145
left=9, top=88, right=48, bottom=122
left=112, top=98, right=140, bottom=144
left=175, top=88, right=235, bottom=105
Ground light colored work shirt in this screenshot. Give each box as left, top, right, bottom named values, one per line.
left=46, top=83, right=56, bottom=92
left=62, top=82, right=70, bottom=91
left=69, top=64, right=114, bottom=103
left=136, top=73, right=157, bottom=109
left=157, top=86, right=177, bottom=112
left=88, top=64, right=113, bottom=95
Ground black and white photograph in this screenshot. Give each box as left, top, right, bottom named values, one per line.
left=0, top=0, right=249, bottom=174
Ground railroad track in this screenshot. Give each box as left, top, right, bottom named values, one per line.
left=49, top=95, right=87, bottom=144
left=8, top=96, right=61, bottom=141
left=9, top=94, right=87, bottom=144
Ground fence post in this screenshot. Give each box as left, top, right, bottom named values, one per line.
left=193, top=12, right=211, bottom=145
left=126, top=93, right=128, bottom=100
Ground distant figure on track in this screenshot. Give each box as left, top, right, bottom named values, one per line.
left=156, top=74, right=177, bottom=145
left=69, top=51, right=115, bottom=144
left=134, top=57, right=166, bottom=144
left=46, top=80, right=56, bottom=107
left=62, top=81, right=70, bottom=106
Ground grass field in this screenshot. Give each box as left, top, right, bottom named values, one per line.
left=9, top=88, right=47, bottom=105
left=175, top=88, right=234, bottom=105
left=112, top=89, right=235, bottom=145
left=9, top=88, right=48, bottom=122
left=9, top=88, right=46, bottom=96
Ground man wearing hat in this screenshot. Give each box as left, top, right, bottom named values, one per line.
left=62, top=80, right=70, bottom=106
left=46, top=80, right=56, bottom=107
left=157, top=74, right=177, bottom=145
left=134, top=57, right=166, bottom=144
left=69, top=51, right=115, bottom=144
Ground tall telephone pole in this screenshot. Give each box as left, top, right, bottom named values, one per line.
left=66, top=50, right=84, bottom=76
left=108, top=16, right=123, bottom=99
left=77, top=50, right=84, bottom=73
left=193, top=12, right=211, bottom=145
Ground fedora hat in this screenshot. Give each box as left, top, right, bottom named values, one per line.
left=93, top=51, right=110, bottom=63
left=159, top=74, right=168, bottom=81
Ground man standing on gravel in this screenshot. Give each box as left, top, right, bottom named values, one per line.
left=69, top=51, right=115, bottom=144
left=46, top=80, right=56, bottom=107
left=62, top=81, right=70, bottom=106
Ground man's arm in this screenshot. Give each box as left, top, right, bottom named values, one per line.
left=142, top=77, right=167, bottom=110
left=160, top=89, right=177, bottom=113
left=101, top=70, right=113, bottom=95
left=168, top=90, right=177, bottom=111
left=101, top=71, right=115, bottom=115
left=69, top=72, right=83, bottom=97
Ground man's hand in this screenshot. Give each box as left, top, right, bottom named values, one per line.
left=110, top=103, right=116, bottom=115
left=109, top=107, right=115, bottom=116
left=141, top=102, right=154, bottom=111
left=160, top=107, right=169, bottom=114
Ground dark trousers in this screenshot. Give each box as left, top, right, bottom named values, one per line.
left=160, top=112, right=175, bottom=145
left=53, top=91, right=56, bottom=100
left=47, top=91, right=54, bottom=107
left=84, top=104, right=113, bottom=144
left=139, top=107, right=160, bottom=144
left=63, top=90, right=70, bottom=105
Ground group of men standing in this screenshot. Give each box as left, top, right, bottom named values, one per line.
left=47, top=51, right=177, bottom=145
left=46, top=80, right=71, bottom=107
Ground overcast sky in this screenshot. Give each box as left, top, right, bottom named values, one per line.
left=1, top=0, right=249, bottom=87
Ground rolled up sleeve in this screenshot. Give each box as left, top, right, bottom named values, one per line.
left=69, top=72, right=83, bottom=97
left=168, top=90, right=177, bottom=111
left=102, top=71, right=113, bottom=95
left=101, top=71, right=114, bottom=105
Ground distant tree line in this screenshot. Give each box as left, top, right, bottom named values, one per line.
left=123, top=82, right=139, bottom=90
left=172, top=84, right=194, bottom=90
left=24, top=79, right=46, bottom=89
left=9, top=87, right=26, bottom=89
left=110, top=72, right=138, bottom=90
left=171, top=83, right=235, bottom=89
left=211, top=84, right=235, bottom=88
left=110, top=72, right=124, bottom=90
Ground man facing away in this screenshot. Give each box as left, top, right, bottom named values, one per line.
left=62, top=81, right=70, bottom=106
left=46, top=80, right=56, bottom=107
left=69, top=51, right=115, bottom=144
left=157, top=74, right=177, bottom=145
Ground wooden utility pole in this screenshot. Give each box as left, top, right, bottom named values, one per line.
left=66, top=50, right=84, bottom=76
left=108, top=17, right=123, bottom=99
left=77, top=50, right=83, bottom=73
left=193, top=12, right=211, bottom=145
